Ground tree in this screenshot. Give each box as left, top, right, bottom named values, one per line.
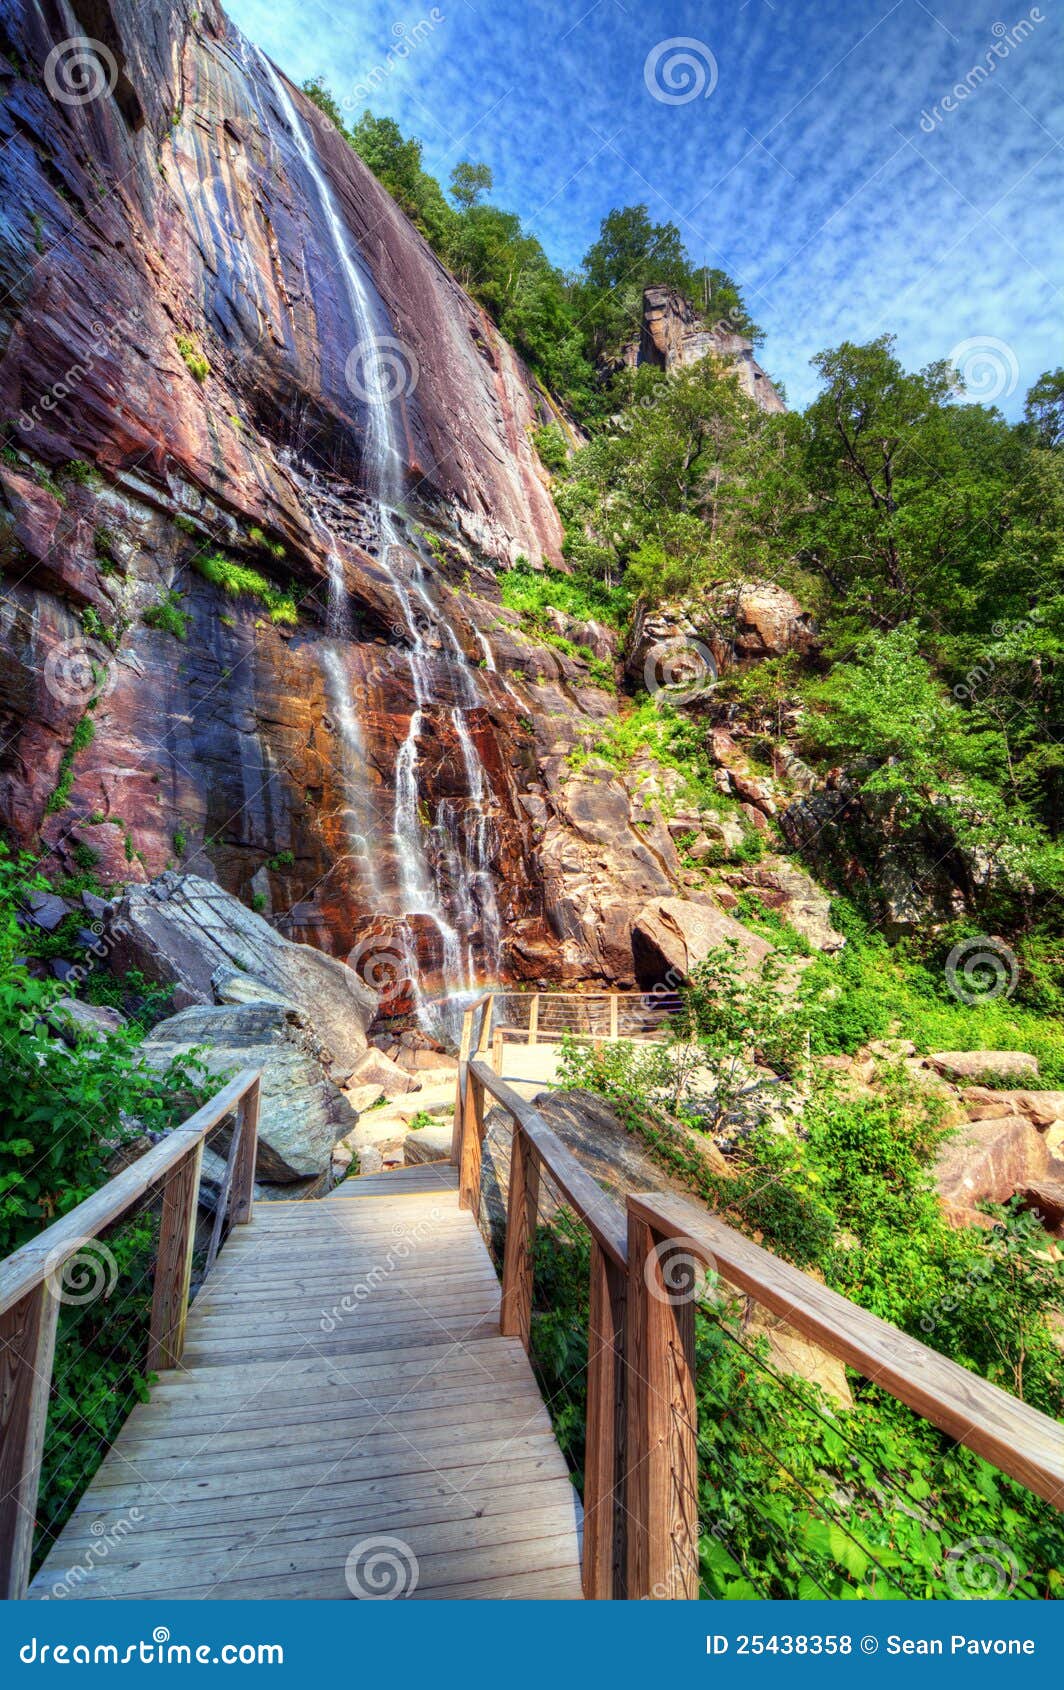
left=1024, top=367, right=1064, bottom=450
left=449, top=160, right=492, bottom=210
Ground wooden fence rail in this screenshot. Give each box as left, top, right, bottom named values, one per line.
left=457, top=1053, right=1064, bottom=1602
left=0, top=1068, right=261, bottom=1600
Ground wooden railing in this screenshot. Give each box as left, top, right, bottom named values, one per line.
left=456, top=1059, right=1064, bottom=1601
left=0, top=1068, right=261, bottom=1600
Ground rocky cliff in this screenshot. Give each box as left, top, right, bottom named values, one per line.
left=0, top=0, right=713, bottom=1013
left=625, top=284, right=785, bottom=414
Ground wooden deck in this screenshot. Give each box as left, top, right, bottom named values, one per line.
left=27, top=1165, right=583, bottom=1601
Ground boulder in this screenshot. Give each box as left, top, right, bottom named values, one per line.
left=743, top=1300, right=854, bottom=1409
left=141, top=1001, right=356, bottom=1184
left=348, top=1047, right=420, bottom=1099
left=404, top=1124, right=453, bottom=1165
left=960, top=1088, right=1064, bottom=1129
left=22, top=891, right=74, bottom=932
left=723, top=859, right=845, bottom=953
left=934, top=1116, right=1050, bottom=1229
left=632, top=895, right=771, bottom=987
left=928, top=1051, right=1039, bottom=1085
left=711, top=582, right=818, bottom=664
left=50, top=997, right=127, bottom=1039
left=1019, top=1181, right=1064, bottom=1235
left=109, top=873, right=377, bottom=1073
left=477, top=1088, right=684, bottom=1253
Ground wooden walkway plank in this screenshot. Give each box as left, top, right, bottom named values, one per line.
left=28, top=1177, right=583, bottom=1602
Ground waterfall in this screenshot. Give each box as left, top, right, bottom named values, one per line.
left=256, top=55, right=502, bottom=1031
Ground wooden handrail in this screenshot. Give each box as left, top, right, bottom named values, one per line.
left=459, top=1054, right=629, bottom=1600
left=0, top=1069, right=261, bottom=1317
left=466, top=1059, right=627, bottom=1265
left=628, top=1189, right=1064, bottom=1513
left=0, top=1067, right=261, bottom=1600
left=453, top=1054, right=1064, bottom=1603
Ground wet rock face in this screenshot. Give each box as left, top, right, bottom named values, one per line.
left=0, top=0, right=663, bottom=999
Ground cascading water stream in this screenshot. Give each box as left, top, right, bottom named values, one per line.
left=256, top=54, right=501, bottom=1028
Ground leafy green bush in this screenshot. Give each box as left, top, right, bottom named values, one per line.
left=192, top=552, right=298, bottom=625
left=550, top=949, right=1064, bottom=1595
left=143, top=589, right=189, bottom=640
left=175, top=334, right=209, bottom=382
left=45, top=714, right=95, bottom=814
left=0, top=847, right=215, bottom=1551
left=532, top=422, right=569, bottom=473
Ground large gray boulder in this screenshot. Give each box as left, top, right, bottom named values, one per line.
left=141, top=1002, right=357, bottom=1183
left=109, top=872, right=377, bottom=1075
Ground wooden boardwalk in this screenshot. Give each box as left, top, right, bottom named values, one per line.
left=28, top=1165, right=583, bottom=1600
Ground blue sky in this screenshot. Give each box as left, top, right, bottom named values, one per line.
left=226, top=0, right=1063, bottom=415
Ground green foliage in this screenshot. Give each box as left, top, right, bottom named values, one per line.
left=552, top=941, right=1064, bottom=1596
left=192, top=552, right=298, bottom=625
left=142, top=589, right=189, bottom=640
left=531, top=422, right=569, bottom=474
left=45, top=714, right=95, bottom=814
left=61, top=458, right=97, bottom=486
left=172, top=828, right=187, bottom=857
left=0, top=847, right=215, bottom=1548
left=175, top=334, right=209, bottom=382
left=266, top=849, right=294, bottom=870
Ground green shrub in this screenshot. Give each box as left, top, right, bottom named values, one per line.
left=45, top=715, right=96, bottom=814
left=175, top=334, right=210, bottom=382
left=61, top=458, right=98, bottom=486
left=0, top=847, right=214, bottom=1552
left=267, top=849, right=294, bottom=870
left=192, top=552, right=298, bottom=625
left=143, top=589, right=189, bottom=640
left=532, top=422, right=570, bottom=473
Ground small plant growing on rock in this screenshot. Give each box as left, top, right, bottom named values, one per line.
left=143, top=590, right=189, bottom=640
left=172, top=828, right=187, bottom=857
left=192, top=552, right=297, bottom=625
left=62, top=459, right=98, bottom=487
left=175, top=334, right=210, bottom=383
left=266, top=849, right=294, bottom=871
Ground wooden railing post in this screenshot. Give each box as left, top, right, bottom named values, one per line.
left=491, top=1027, right=504, bottom=1075
left=0, top=1282, right=60, bottom=1599
left=451, top=1007, right=476, bottom=1164
left=147, top=1141, right=203, bottom=1373
left=583, top=1241, right=627, bottom=1599
left=230, top=1076, right=259, bottom=1226
left=610, top=993, right=619, bottom=1041
left=500, top=1129, right=540, bottom=1348
left=624, top=1208, right=699, bottom=1600
left=458, top=1066, right=486, bottom=1211
left=527, top=995, right=539, bottom=1046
